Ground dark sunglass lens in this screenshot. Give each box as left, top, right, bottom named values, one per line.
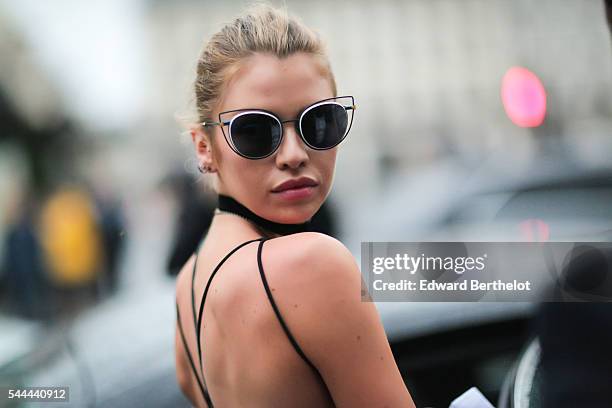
left=230, top=113, right=281, bottom=158
left=300, top=103, right=348, bottom=149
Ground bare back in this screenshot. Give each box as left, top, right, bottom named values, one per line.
left=175, top=229, right=335, bottom=407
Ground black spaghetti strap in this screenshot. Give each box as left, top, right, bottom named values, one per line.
left=188, top=236, right=213, bottom=405
left=256, top=239, right=324, bottom=379
left=176, top=302, right=213, bottom=407
left=191, top=236, right=206, bottom=330
left=195, top=238, right=265, bottom=395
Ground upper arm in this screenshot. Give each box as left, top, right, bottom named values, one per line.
left=275, top=234, right=415, bottom=407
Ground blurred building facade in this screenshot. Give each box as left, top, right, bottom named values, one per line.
left=0, top=0, right=611, bottom=287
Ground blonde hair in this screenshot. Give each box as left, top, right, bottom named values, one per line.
left=193, top=2, right=337, bottom=127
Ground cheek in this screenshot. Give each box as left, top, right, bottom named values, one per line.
left=223, top=155, right=268, bottom=189
left=321, top=149, right=338, bottom=172
left=314, top=150, right=338, bottom=185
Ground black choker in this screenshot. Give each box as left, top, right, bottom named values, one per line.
left=216, top=194, right=311, bottom=236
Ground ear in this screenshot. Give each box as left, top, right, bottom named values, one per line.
left=190, top=125, right=216, bottom=171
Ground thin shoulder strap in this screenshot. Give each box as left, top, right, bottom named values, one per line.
left=191, top=236, right=207, bottom=332
left=175, top=235, right=214, bottom=407
left=186, top=236, right=214, bottom=408
left=256, top=239, right=324, bottom=378
left=194, top=238, right=265, bottom=389
left=175, top=302, right=213, bottom=407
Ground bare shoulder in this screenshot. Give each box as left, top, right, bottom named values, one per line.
left=261, top=232, right=414, bottom=407
left=260, top=232, right=372, bottom=355
left=262, top=231, right=360, bottom=286
left=261, top=232, right=364, bottom=309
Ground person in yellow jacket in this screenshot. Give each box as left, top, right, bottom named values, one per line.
left=38, top=186, right=103, bottom=288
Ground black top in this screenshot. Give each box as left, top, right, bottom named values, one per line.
left=175, top=236, right=326, bottom=407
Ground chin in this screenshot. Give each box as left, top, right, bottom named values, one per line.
left=272, top=202, right=320, bottom=224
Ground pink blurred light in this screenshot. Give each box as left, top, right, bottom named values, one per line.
left=518, top=218, right=550, bottom=242
left=501, top=66, right=547, bottom=128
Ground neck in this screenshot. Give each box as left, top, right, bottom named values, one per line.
left=216, top=194, right=311, bottom=236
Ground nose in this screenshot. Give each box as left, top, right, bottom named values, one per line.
left=275, top=121, right=309, bottom=170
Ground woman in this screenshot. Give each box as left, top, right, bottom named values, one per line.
left=174, top=3, right=415, bottom=407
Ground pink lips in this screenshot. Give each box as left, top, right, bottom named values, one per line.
left=271, top=177, right=319, bottom=201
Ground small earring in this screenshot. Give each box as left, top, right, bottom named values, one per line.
left=198, top=163, right=217, bottom=174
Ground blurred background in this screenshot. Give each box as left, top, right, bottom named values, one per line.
left=0, top=0, right=610, bottom=407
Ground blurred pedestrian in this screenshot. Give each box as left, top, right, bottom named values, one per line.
left=1, top=191, right=50, bottom=319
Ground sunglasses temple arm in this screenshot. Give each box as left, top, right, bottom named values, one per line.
left=201, top=121, right=228, bottom=127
